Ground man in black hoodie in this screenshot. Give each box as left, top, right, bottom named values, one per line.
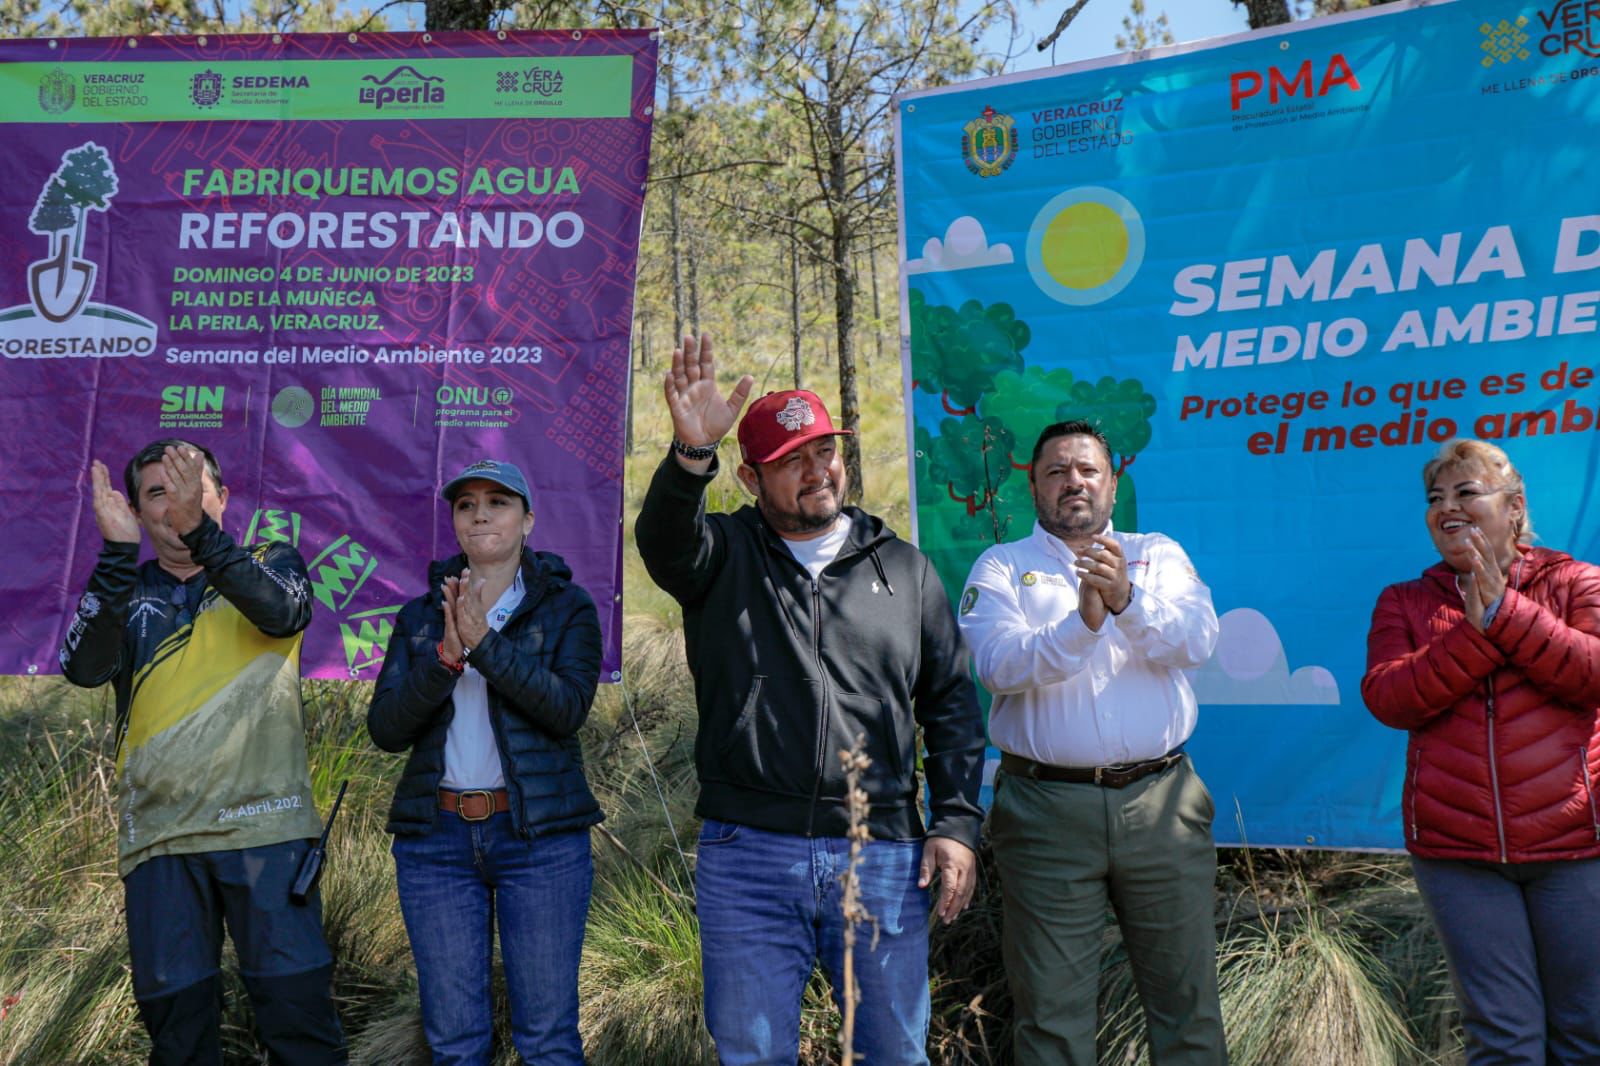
left=636, top=333, right=986, bottom=1066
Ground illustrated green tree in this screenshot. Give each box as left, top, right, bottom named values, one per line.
left=1054, top=375, right=1156, bottom=530
left=984, top=477, right=1037, bottom=545
left=980, top=365, right=1081, bottom=470
left=28, top=143, right=118, bottom=322
left=30, top=143, right=117, bottom=261
left=1056, top=376, right=1155, bottom=477
left=915, top=417, right=1035, bottom=547
left=28, top=179, right=73, bottom=236
left=924, top=414, right=1015, bottom=520
left=915, top=422, right=947, bottom=505
left=908, top=290, right=1030, bottom=416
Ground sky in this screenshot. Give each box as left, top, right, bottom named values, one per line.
left=989, top=0, right=1253, bottom=72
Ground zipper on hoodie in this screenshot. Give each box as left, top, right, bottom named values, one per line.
left=805, top=577, right=829, bottom=837
left=1485, top=679, right=1508, bottom=863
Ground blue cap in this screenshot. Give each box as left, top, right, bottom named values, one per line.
left=441, top=459, right=531, bottom=509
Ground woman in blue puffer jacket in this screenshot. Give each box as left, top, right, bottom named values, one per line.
left=368, top=459, right=603, bottom=1066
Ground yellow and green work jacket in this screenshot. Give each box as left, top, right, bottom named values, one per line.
left=60, top=515, right=322, bottom=876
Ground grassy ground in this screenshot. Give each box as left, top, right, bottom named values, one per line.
left=0, top=345, right=1465, bottom=1064
left=0, top=660, right=1465, bottom=1065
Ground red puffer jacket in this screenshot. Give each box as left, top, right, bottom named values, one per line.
left=1362, top=546, right=1600, bottom=862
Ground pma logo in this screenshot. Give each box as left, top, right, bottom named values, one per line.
left=358, top=66, right=446, bottom=110
left=1229, top=54, right=1360, bottom=111
left=0, top=142, right=157, bottom=359
left=38, top=67, right=74, bottom=115
left=190, top=69, right=224, bottom=108
left=961, top=106, right=1018, bottom=179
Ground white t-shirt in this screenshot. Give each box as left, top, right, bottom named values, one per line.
left=780, top=516, right=851, bottom=580
left=440, top=570, right=526, bottom=790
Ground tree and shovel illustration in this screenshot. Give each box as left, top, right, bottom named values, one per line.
left=27, top=142, right=118, bottom=324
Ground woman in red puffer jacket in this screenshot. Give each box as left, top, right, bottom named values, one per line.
left=1363, top=438, right=1600, bottom=1065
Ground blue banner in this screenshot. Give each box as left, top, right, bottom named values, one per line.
left=894, top=0, right=1600, bottom=848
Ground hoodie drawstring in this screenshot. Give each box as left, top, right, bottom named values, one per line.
left=869, top=548, right=896, bottom=596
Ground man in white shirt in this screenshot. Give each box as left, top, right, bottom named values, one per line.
left=958, top=419, right=1224, bottom=1065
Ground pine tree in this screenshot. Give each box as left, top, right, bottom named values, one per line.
left=28, top=179, right=74, bottom=236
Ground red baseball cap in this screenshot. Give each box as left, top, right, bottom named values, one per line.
left=737, top=390, right=854, bottom=463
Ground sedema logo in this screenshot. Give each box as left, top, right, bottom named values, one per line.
left=1229, top=53, right=1361, bottom=111
left=0, top=142, right=157, bottom=360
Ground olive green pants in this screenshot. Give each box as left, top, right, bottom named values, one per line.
left=989, top=757, right=1227, bottom=1065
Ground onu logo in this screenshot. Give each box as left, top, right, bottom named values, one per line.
left=1230, top=53, right=1360, bottom=111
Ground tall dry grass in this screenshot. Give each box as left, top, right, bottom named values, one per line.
left=1, top=611, right=1468, bottom=1066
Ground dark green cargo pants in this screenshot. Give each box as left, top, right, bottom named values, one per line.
left=989, top=756, right=1227, bottom=1065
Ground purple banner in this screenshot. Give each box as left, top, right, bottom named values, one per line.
left=0, top=30, right=657, bottom=679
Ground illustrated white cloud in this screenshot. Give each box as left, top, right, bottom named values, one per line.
left=1189, top=607, right=1340, bottom=705
left=904, top=215, right=1014, bottom=274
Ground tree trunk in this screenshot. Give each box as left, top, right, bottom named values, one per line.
left=824, top=46, right=863, bottom=504
left=687, top=225, right=701, bottom=336
left=423, top=0, right=491, bottom=30
left=1239, top=0, right=1291, bottom=28
left=868, top=238, right=883, bottom=365
left=666, top=69, right=684, bottom=344
left=789, top=234, right=803, bottom=390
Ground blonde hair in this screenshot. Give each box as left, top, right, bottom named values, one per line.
left=1421, top=438, right=1533, bottom=544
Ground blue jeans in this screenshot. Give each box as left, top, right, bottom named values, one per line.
left=696, top=819, right=931, bottom=1066
left=1412, top=855, right=1600, bottom=1066
left=392, top=813, right=592, bottom=1066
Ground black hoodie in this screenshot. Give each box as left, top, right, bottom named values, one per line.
left=636, top=453, right=985, bottom=848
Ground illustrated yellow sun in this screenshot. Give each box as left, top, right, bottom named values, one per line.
left=1026, top=187, right=1145, bottom=306
left=1039, top=202, right=1129, bottom=290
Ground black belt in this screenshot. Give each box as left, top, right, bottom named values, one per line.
left=1000, top=749, right=1185, bottom=789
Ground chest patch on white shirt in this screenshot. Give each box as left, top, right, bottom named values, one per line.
left=1020, top=570, right=1070, bottom=588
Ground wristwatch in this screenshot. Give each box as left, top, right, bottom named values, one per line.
left=671, top=438, right=719, bottom=461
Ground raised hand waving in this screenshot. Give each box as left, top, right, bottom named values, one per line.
left=663, top=333, right=754, bottom=455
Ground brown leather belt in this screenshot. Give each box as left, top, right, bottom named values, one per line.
left=438, top=788, right=510, bottom=821
left=1000, top=750, right=1184, bottom=789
